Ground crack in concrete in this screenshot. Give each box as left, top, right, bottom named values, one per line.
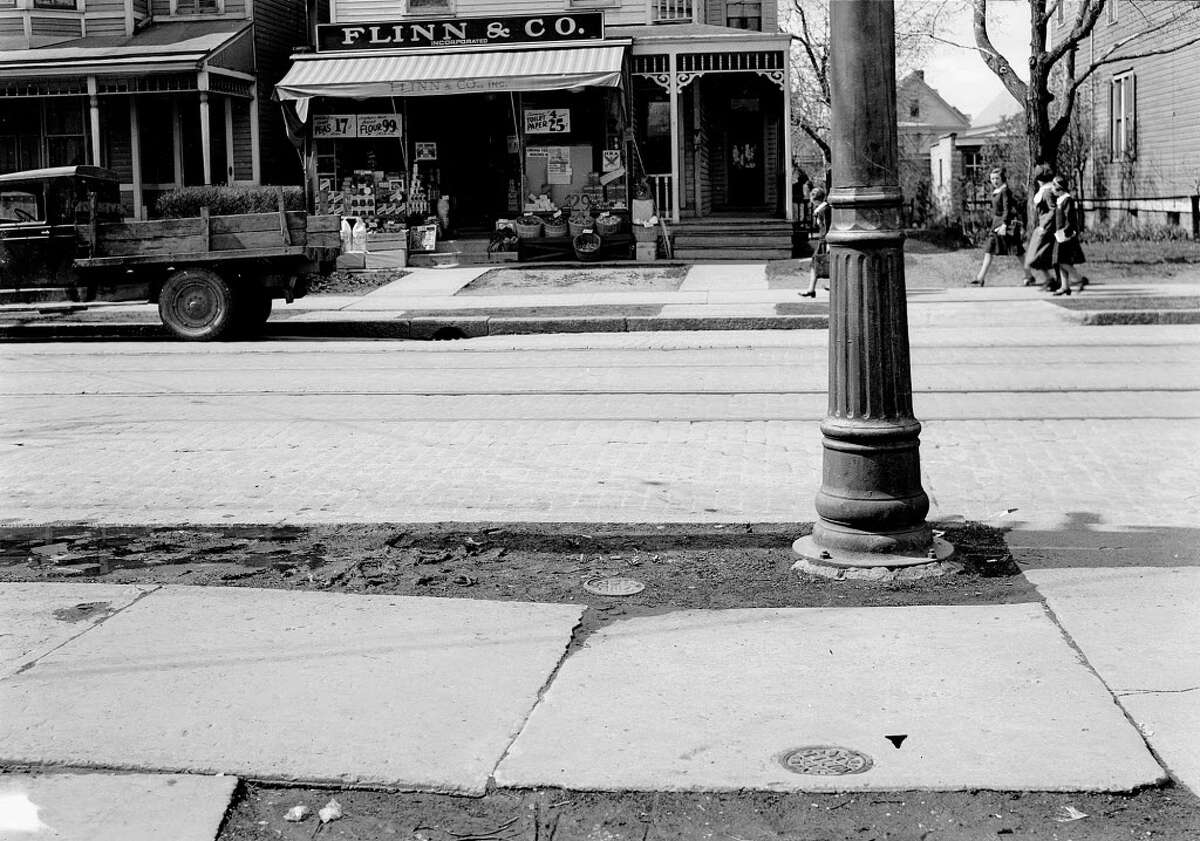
left=7, top=585, right=162, bottom=678
left=1115, top=686, right=1200, bottom=697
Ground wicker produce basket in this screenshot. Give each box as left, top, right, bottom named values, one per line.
left=542, top=218, right=569, bottom=238
left=568, top=216, right=593, bottom=237
left=573, top=231, right=602, bottom=261
left=594, top=215, right=622, bottom=235
left=514, top=216, right=543, bottom=239
left=633, top=225, right=658, bottom=243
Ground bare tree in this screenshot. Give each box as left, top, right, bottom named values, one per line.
left=970, top=0, right=1200, bottom=179
left=782, top=0, right=960, bottom=175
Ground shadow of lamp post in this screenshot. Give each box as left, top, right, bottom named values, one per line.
left=793, top=0, right=954, bottom=580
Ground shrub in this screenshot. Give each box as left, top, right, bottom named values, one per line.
left=154, top=186, right=305, bottom=218
left=1082, top=220, right=1193, bottom=244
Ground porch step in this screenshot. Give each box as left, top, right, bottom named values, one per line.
left=672, top=247, right=793, bottom=261
left=673, top=232, right=791, bottom=247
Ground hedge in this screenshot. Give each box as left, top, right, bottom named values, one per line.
left=154, top=186, right=305, bottom=218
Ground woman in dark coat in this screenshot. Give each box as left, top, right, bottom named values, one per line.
left=1050, top=176, right=1086, bottom=295
left=1023, top=166, right=1058, bottom=289
left=972, top=168, right=1016, bottom=286
left=801, top=186, right=831, bottom=297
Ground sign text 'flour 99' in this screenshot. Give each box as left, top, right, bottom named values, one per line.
left=317, top=13, right=605, bottom=52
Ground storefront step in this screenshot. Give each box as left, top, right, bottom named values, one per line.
left=673, top=248, right=793, bottom=262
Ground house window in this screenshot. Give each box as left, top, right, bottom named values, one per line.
left=1167, top=211, right=1181, bottom=227
left=33, top=0, right=77, bottom=8
left=409, top=0, right=453, bottom=11
left=909, top=99, right=920, bottom=119
left=961, top=149, right=985, bottom=190
left=726, top=2, right=761, bottom=31
left=44, top=100, right=87, bottom=167
left=1107, top=0, right=1118, bottom=23
left=937, top=159, right=943, bottom=187
left=1109, top=72, right=1136, bottom=159
left=172, top=0, right=222, bottom=13
left=1055, top=1, right=1064, bottom=25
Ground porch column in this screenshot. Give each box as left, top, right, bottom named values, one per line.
left=224, top=98, right=235, bottom=183
left=783, top=56, right=794, bottom=222
left=249, top=86, right=262, bottom=184
left=129, top=96, right=144, bottom=219
left=198, top=71, right=212, bottom=186
left=793, top=0, right=951, bottom=575
left=87, top=76, right=101, bottom=167
left=668, top=52, right=681, bottom=223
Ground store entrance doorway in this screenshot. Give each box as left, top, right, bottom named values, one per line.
left=408, top=95, right=515, bottom=234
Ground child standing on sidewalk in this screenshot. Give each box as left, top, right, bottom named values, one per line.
left=801, top=187, right=831, bottom=298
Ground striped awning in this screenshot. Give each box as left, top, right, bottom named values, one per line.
left=276, top=43, right=627, bottom=102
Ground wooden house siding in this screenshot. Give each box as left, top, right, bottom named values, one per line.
left=102, top=99, right=133, bottom=182
left=30, top=16, right=82, bottom=37
left=86, top=0, right=126, bottom=15
left=0, top=18, right=24, bottom=36
left=1086, top=1, right=1200, bottom=219
left=253, top=0, right=308, bottom=184
left=232, top=97, right=254, bottom=180
left=87, top=17, right=129, bottom=35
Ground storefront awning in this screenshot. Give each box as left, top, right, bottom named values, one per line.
left=276, top=43, right=628, bottom=103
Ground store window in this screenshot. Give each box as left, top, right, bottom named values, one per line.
left=1109, top=72, right=1136, bottom=159
left=0, top=102, right=41, bottom=173
left=45, top=101, right=88, bottom=167
left=726, top=1, right=761, bottom=31
left=408, top=0, right=452, bottom=13
left=33, top=0, right=78, bottom=8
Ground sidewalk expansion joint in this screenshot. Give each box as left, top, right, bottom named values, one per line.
left=1035, top=599, right=1173, bottom=785
left=7, top=584, right=162, bottom=679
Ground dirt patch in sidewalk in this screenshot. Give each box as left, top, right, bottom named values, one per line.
left=217, top=783, right=1199, bottom=841
left=305, top=269, right=410, bottom=296
left=460, top=266, right=688, bottom=295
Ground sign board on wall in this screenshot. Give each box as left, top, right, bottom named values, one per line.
left=317, top=12, right=605, bottom=52
left=524, top=109, right=570, bottom=134
left=313, top=114, right=403, bottom=139
left=415, top=142, right=438, bottom=161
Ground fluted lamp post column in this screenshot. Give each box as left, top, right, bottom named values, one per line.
left=793, top=0, right=953, bottom=579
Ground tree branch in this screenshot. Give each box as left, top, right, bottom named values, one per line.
left=971, top=0, right=1029, bottom=104
left=1045, top=0, right=1104, bottom=67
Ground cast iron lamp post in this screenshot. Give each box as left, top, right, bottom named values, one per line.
left=793, top=0, right=953, bottom=578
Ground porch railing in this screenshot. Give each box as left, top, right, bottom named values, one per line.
left=651, top=0, right=694, bottom=24
left=646, top=173, right=674, bottom=217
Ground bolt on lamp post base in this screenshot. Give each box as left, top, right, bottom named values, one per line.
left=792, top=534, right=958, bottom=582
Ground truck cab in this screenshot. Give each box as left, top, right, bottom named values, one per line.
left=0, top=166, right=123, bottom=292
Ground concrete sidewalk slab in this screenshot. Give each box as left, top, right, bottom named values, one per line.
left=0, top=583, right=154, bottom=678
left=680, top=264, right=767, bottom=291
left=495, top=604, right=1164, bottom=792
left=0, top=774, right=236, bottom=841
left=354, top=267, right=488, bottom=298
left=659, top=303, right=779, bottom=317
left=0, top=586, right=583, bottom=793
left=1025, top=567, right=1200, bottom=794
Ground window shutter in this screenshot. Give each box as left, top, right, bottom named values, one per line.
left=1128, top=73, right=1137, bottom=159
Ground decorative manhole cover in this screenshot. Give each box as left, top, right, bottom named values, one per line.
left=583, top=576, right=645, bottom=596
left=781, top=746, right=874, bottom=776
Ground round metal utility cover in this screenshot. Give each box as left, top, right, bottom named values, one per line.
left=781, top=746, right=874, bottom=776
left=583, top=576, right=645, bottom=596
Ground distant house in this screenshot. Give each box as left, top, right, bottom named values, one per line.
left=1065, top=0, right=1200, bottom=232
left=895, top=70, right=969, bottom=223
left=928, top=90, right=1023, bottom=221
left=0, top=0, right=306, bottom=218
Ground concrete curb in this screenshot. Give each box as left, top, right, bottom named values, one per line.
left=0, top=314, right=830, bottom=341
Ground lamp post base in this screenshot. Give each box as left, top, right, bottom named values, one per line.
left=792, top=534, right=957, bottom=581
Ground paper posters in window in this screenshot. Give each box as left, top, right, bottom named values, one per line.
left=415, top=142, right=437, bottom=161
left=313, top=115, right=357, bottom=138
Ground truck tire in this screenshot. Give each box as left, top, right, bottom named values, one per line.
left=158, top=268, right=235, bottom=341
left=231, top=287, right=273, bottom=336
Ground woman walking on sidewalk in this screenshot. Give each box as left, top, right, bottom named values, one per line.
left=971, top=168, right=1017, bottom=286
left=801, top=187, right=831, bottom=298
left=1050, top=176, right=1087, bottom=296
left=1024, top=165, right=1058, bottom=290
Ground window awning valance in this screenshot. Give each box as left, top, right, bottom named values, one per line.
left=275, top=43, right=627, bottom=102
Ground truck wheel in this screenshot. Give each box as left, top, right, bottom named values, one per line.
left=158, top=268, right=235, bottom=341
left=232, top=287, right=273, bottom=336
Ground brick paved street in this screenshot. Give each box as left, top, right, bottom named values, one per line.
left=2, top=324, right=1197, bottom=534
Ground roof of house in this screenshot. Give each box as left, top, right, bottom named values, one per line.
left=897, top=70, right=971, bottom=127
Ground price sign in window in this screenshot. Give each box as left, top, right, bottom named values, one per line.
left=524, top=109, right=571, bottom=134
left=313, top=115, right=357, bottom=138
left=356, top=114, right=402, bottom=138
